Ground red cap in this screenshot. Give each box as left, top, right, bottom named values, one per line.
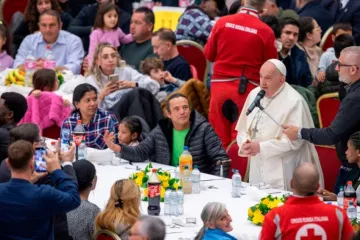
left=51, top=141, right=56, bottom=145
left=152, top=169, right=157, bottom=173
left=77, top=120, right=82, bottom=124
left=348, top=181, right=352, bottom=185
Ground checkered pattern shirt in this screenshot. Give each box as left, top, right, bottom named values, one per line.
left=61, top=109, right=119, bottom=149
left=175, top=8, right=213, bottom=46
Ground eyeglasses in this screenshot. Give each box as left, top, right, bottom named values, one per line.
left=337, top=62, right=360, bottom=70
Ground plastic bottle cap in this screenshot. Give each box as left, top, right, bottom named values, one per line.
left=152, top=169, right=157, bottom=173
left=184, top=146, right=188, bottom=150
left=51, top=141, right=56, bottom=145
left=194, top=165, right=198, bottom=169
left=348, top=181, right=352, bottom=185
left=77, top=120, right=82, bottom=124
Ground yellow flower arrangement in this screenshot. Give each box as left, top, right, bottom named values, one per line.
left=248, top=195, right=285, bottom=226
left=129, top=163, right=180, bottom=202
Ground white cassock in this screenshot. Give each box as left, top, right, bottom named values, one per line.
left=235, top=83, right=324, bottom=190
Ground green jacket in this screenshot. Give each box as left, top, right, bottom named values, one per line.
left=292, top=85, right=319, bottom=128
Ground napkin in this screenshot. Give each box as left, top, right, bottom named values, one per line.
left=86, top=148, right=114, bottom=165
left=246, top=186, right=268, bottom=202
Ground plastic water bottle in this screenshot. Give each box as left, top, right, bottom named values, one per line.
left=347, top=201, right=357, bottom=222
left=191, top=165, right=201, bottom=194
left=25, top=51, right=36, bottom=87
left=164, top=189, right=172, bottom=216
left=232, top=169, right=241, bottom=198
left=61, top=129, right=70, bottom=152
left=182, top=165, right=192, bottom=194
left=43, top=45, right=56, bottom=70
left=78, top=140, right=87, bottom=160
left=177, top=186, right=184, bottom=215
left=344, top=181, right=356, bottom=211
left=74, top=120, right=86, bottom=161
left=175, top=165, right=180, bottom=180
left=337, top=186, right=344, bottom=208
left=170, top=188, right=179, bottom=217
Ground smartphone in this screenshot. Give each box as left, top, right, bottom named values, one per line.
left=34, top=147, right=47, bottom=172
left=109, top=74, right=119, bottom=83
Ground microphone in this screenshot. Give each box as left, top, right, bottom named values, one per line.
left=246, top=90, right=266, bottom=116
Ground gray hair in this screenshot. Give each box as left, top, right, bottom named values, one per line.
left=341, top=46, right=360, bottom=68
left=138, top=216, right=166, bottom=240
left=194, top=202, right=227, bottom=240
left=245, top=0, right=266, bottom=10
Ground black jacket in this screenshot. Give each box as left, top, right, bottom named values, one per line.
left=121, top=110, right=230, bottom=177
left=0, top=124, right=15, bottom=163
left=110, top=88, right=163, bottom=130
left=297, top=0, right=334, bottom=34
left=67, top=3, right=130, bottom=52
left=301, top=80, right=360, bottom=168
left=0, top=161, right=78, bottom=240
left=13, top=12, right=73, bottom=55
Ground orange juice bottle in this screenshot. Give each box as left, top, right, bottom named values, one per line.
left=179, top=146, right=192, bottom=176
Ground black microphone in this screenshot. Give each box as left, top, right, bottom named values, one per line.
left=246, top=90, right=266, bottom=116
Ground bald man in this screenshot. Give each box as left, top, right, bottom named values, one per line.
left=284, top=46, right=360, bottom=194
left=260, top=163, right=353, bottom=240
left=235, top=59, right=323, bottom=190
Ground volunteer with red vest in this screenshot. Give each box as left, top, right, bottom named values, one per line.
left=260, top=163, right=354, bottom=240
left=204, top=0, right=277, bottom=149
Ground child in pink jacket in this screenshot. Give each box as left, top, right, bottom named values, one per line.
left=87, top=3, right=133, bottom=68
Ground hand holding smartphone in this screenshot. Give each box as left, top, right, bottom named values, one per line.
left=108, top=74, right=119, bottom=83
left=34, top=147, right=47, bottom=172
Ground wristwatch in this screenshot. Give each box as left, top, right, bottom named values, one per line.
left=297, top=128, right=302, bottom=140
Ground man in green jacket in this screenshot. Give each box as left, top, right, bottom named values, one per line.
left=261, top=0, right=299, bottom=20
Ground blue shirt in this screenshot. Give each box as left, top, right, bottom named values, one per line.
left=0, top=170, right=80, bottom=240
left=203, top=228, right=237, bottom=240
left=13, top=30, right=84, bottom=74
left=61, top=109, right=119, bottom=149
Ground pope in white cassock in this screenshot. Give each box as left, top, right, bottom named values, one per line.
left=235, top=59, right=324, bottom=190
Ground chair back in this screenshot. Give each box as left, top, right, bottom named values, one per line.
left=176, top=40, right=209, bottom=84
left=42, top=125, right=61, bottom=140
left=153, top=6, right=184, bottom=31
left=95, top=229, right=121, bottom=240
left=226, top=140, right=249, bottom=181
left=317, top=92, right=340, bottom=128
left=320, top=26, right=334, bottom=52
left=1, top=0, right=28, bottom=25
left=315, top=145, right=341, bottom=191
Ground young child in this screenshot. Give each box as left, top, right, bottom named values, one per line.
left=0, top=21, right=14, bottom=71
left=31, top=69, right=70, bottom=107
left=87, top=3, right=133, bottom=68
left=317, top=22, right=353, bottom=82
left=140, top=57, right=185, bottom=102
left=118, top=116, right=142, bottom=146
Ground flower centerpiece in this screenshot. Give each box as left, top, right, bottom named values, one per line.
left=248, top=195, right=285, bottom=226
left=129, top=163, right=180, bottom=202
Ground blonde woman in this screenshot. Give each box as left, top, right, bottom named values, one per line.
left=195, top=202, right=236, bottom=240
left=85, top=42, right=160, bottom=109
left=95, top=179, right=141, bottom=239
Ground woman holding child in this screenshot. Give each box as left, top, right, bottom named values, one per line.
left=86, top=42, right=160, bottom=109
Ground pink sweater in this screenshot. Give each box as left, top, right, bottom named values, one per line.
left=19, top=92, right=71, bottom=134
left=87, top=28, right=134, bottom=66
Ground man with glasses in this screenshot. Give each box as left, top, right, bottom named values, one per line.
left=235, top=59, right=323, bottom=190
left=0, top=92, right=27, bottom=163
left=284, top=46, right=360, bottom=194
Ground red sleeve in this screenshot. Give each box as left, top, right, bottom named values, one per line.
left=259, top=211, right=277, bottom=240
left=342, top=212, right=355, bottom=240
left=263, top=32, right=278, bottom=61
left=204, top=21, right=219, bottom=62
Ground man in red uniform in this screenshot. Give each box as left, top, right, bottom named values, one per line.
left=204, top=0, right=278, bottom=149
left=260, top=163, right=354, bottom=240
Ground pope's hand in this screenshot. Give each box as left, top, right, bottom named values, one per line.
left=282, top=125, right=300, bottom=141
left=241, top=141, right=260, bottom=156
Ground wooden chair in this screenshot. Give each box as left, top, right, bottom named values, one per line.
left=226, top=140, right=249, bottom=181
left=176, top=40, right=210, bottom=85
left=317, top=92, right=340, bottom=128
left=320, top=26, right=334, bottom=52
left=315, top=145, right=341, bottom=191
left=152, top=6, right=185, bottom=31
left=94, top=229, right=121, bottom=240
left=1, top=0, right=28, bottom=25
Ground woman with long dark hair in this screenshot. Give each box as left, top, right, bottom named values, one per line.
left=61, top=83, right=119, bottom=149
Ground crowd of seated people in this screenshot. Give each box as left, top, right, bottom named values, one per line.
left=0, top=0, right=359, bottom=239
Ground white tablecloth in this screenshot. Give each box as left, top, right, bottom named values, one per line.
left=87, top=154, right=287, bottom=240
